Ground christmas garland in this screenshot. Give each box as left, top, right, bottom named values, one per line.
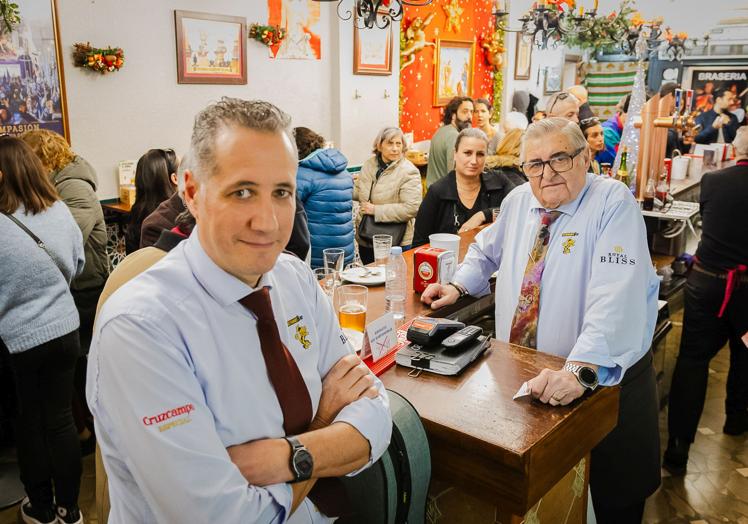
left=73, top=43, right=124, bottom=74
left=0, top=0, right=20, bottom=35
left=249, top=24, right=286, bottom=47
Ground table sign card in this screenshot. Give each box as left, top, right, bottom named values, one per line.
left=118, top=160, right=137, bottom=186
left=360, top=312, right=397, bottom=362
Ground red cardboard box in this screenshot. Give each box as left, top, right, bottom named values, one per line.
left=413, top=246, right=457, bottom=293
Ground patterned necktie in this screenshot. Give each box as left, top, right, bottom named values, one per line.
left=239, top=287, right=312, bottom=435
left=509, top=210, right=562, bottom=349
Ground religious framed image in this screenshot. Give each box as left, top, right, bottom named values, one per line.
left=544, top=67, right=562, bottom=94
left=514, top=33, right=532, bottom=80
left=353, top=10, right=392, bottom=75
left=267, top=0, right=322, bottom=60
left=683, top=65, right=748, bottom=113
left=433, top=39, right=475, bottom=107
left=174, top=10, right=247, bottom=85
left=0, top=0, right=69, bottom=140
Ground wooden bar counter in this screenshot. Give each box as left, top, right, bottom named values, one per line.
left=362, top=229, right=620, bottom=522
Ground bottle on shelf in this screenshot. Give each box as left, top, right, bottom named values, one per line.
left=385, top=246, right=407, bottom=322
left=643, top=176, right=656, bottom=211
left=616, top=147, right=630, bottom=189
left=655, top=169, right=670, bottom=209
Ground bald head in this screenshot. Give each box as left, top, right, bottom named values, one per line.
left=567, top=85, right=588, bottom=104
left=547, top=92, right=580, bottom=124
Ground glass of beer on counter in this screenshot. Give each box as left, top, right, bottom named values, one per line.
left=336, top=284, right=368, bottom=334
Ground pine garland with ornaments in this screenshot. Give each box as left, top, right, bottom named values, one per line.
left=249, top=24, right=286, bottom=47
left=72, top=43, right=124, bottom=74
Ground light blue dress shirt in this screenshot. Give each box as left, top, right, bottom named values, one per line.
left=87, top=227, right=392, bottom=523
left=453, top=173, right=660, bottom=385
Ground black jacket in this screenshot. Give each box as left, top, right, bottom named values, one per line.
left=694, top=109, right=740, bottom=144
left=412, top=170, right=517, bottom=247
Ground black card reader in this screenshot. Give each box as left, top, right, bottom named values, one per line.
left=406, top=317, right=465, bottom=347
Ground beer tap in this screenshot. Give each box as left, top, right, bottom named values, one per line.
left=654, top=88, right=701, bottom=142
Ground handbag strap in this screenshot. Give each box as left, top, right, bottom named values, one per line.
left=3, top=212, right=67, bottom=279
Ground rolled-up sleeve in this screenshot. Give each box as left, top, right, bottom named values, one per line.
left=89, top=315, right=291, bottom=523
left=310, top=270, right=392, bottom=468
left=566, top=196, right=659, bottom=386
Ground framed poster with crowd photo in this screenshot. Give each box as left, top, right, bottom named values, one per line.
left=0, top=0, right=69, bottom=140
left=174, top=10, right=247, bottom=85
left=684, top=66, right=748, bottom=113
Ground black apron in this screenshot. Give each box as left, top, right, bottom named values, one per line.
left=590, top=350, right=661, bottom=508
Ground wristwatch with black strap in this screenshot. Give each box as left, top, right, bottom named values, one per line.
left=563, top=362, right=599, bottom=391
left=447, top=281, right=469, bottom=298
left=284, top=435, right=313, bottom=483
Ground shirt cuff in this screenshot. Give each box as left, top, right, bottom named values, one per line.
left=263, top=483, right=292, bottom=523
left=452, top=266, right=491, bottom=297
left=333, top=395, right=392, bottom=475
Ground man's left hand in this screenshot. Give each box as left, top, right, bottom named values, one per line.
left=527, top=368, right=585, bottom=406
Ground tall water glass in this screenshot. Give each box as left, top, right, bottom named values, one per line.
left=323, top=248, right=345, bottom=284
left=372, top=234, right=393, bottom=267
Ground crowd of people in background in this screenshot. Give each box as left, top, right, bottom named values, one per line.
left=0, top=80, right=746, bottom=524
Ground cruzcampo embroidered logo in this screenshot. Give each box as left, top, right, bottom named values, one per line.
left=562, top=238, right=575, bottom=255
left=287, top=315, right=302, bottom=327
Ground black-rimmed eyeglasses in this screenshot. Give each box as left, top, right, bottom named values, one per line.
left=520, top=147, right=585, bottom=178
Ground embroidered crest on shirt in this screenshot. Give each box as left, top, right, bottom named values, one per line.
left=287, top=315, right=302, bottom=327
left=294, top=324, right=312, bottom=349
left=562, top=238, right=575, bottom=255
left=600, top=245, right=636, bottom=265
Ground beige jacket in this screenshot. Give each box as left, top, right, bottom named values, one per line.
left=354, top=156, right=422, bottom=246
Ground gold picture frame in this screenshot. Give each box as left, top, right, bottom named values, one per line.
left=353, top=9, right=393, bottom=76
left=433, top=39, right=475, bottom=107
left=514, top=33, right=532, bottom=80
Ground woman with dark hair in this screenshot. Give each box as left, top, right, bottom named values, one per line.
left=474, top=98, right=502, bottom=155
left=294, top=126, right=354, bottom=268
left=0, top=137, right=85, bottom=524
left=125, top=149, right=175, bottom=254
left=413, top=128, right=517, bottom=247
left=160, top=148, right=179, bottom=189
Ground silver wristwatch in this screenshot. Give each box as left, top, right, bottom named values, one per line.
left=563, top=362, right=599, bottom=390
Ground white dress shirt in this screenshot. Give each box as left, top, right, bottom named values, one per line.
left=453, top=173, right=660, bottom=385
left=87, top=227, right=392, bottom=523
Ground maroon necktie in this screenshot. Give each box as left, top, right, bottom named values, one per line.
left=239, top=287, right=347, bottom=516
left=239, top=287, right=312, bottom=435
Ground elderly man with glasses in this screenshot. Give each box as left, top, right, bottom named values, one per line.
left=422, top=118, right=661, bottom=523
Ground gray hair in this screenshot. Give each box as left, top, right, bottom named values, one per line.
left=454, top=127, right=489, bottom=151
left=520, top=117, right=588, bottom=161
left=190, top=97, right=295, bottom=180
left=176, top=149, right=191, bottom=197
left=372, top=127, right=407, bottom=154
left=734, top=125, right=748, bottom=158
left=503, top=111, right=529, bottom=132
left=546, top=91, right=580, bottom=116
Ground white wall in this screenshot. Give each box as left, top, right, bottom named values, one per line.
left=56, top=1, right=399, bottom=199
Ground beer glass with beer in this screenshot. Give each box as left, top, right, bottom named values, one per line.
left=336, top=284, right=368, bottom=334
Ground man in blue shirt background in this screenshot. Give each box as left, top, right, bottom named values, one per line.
left=87, top=98, right=392, bottom=523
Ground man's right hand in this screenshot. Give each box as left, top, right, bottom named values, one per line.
left=311, top=354, right=378, bottom=430
left=420, top=283, right=460, bottom=310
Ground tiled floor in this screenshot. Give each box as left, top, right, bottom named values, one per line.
left=1, top=344, right=745, bottom=524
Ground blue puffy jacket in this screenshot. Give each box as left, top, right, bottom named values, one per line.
left=296, top=148, right=354, bottom=268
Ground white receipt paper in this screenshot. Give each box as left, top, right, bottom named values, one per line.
left=513, top=381, right=532, bottom=400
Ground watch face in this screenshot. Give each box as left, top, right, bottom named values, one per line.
left=579, top=367, right=597, bottom=386
left=294, top=449, right=313, bottom=479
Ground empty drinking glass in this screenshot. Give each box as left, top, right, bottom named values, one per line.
left=323, top=248, right=345, bottom=283
left=372, top=235, right=393, bottom=267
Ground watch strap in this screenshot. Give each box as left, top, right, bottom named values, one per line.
left=448, top=281, right=468, bottom=298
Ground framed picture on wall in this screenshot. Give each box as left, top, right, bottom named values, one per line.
left=174, top=10, right=247, bottom=84
left=433, top=39, right=475, bottom=107
left=353, top=9, right=392, bottom=75
left=0, top=0, right=69, bottom=140
left=544, top=67, right=562, bottom=94
left=514, top=33, right=532, bottom=80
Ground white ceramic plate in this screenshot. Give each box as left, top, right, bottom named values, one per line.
left=341, top=266, right=386, bottom=286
